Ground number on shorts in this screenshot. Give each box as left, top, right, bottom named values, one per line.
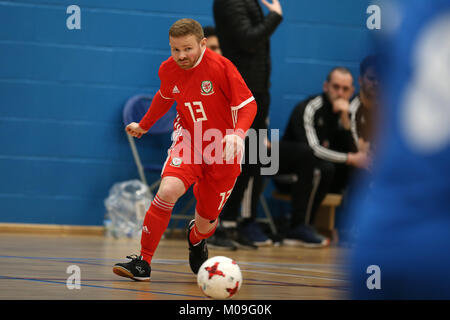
left=218, top=189, right=233, bottom=210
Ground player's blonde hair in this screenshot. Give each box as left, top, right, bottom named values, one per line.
left=169, top=18, right=204, bottom=42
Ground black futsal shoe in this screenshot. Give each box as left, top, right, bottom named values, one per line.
left=187, top=220, right=209, bottom=274
left=113, top=255, right=151, bottom=281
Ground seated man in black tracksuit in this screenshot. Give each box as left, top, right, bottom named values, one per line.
left=276, top=67, right=370, bottom=247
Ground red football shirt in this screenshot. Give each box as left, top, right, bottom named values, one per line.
left=139, top=48, right=257, bottom=144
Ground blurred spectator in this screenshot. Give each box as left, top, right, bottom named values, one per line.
left=275, top=67, right=369, bottom=247
left=336, top=55, right=380, bottom=245
left=350, top=0, right=450, bottom=299
left=203, top=26, right=222, bottom=55
left=350, top=55, right=379, bottom=155
left=213, top=0, right=283, bottom=249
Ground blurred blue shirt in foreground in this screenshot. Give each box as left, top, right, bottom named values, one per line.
left=349, top=0, right=450, bottom=299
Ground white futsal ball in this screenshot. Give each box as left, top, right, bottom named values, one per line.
left=197, top=256, right=242, bottom=299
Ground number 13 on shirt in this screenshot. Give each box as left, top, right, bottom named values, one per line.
left=185, top=101, right=207, bottom=122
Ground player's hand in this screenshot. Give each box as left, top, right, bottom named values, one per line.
left=222, top=134, right=244, bottom=162
left=125, top=122, right=148, bottom=139
left=261, top=0, right=283, bottom=16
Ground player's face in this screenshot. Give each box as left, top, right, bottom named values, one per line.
left=324, top=71, right=354, bottom=102
left=170, top=35, right=206, bottom=70
left=359, top=67, right=379, bottom=100
left=206, top=36, right=222, bottom=55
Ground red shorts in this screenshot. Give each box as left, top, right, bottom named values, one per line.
left=161, top=134, right=242, bottom=221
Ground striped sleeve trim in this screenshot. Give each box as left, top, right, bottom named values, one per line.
left=231, top=108, right=238, bottom=128
left=349, top=96, right=361, bottom=147
left=231, top=96, right=255, bottom=111
left=159, top=90, right=174, bottom=100
left=230, top=96, right=255, bottom=128
left=303, top=96, right=348, bottom=163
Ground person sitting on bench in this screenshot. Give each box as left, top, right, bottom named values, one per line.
left=276, top=67, right=369, bottom=248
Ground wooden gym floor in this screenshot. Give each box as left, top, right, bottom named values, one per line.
left=0, top=232, right=351, bottom=300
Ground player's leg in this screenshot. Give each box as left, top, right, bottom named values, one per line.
left=112, top=176, right=186, bottom=281
left=186, top=211, right=218, bottom=274
left=113, top=133, right=199, bottom=281
left=187, top=165, right=239, bottom=274
left=139, top=176, right=186, bottom=262
left=190, top=211, right=219, bottom=244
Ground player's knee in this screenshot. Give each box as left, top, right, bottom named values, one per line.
left=157, top=178, right=186, bottom=203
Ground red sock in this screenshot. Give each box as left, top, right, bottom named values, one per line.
left=189, top=220, right=218, bottom=245
left=140, top=195, right=174, bottom=264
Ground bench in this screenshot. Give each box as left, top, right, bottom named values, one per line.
left=272, top=192, right=342, bottom=241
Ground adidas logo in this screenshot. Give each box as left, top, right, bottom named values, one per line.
left=172, top=85, right=180, bottom=94
left=142, top=226, right=151, bottom=234
left=135, top=266, right=145, bottom=274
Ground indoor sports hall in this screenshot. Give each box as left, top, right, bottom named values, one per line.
left=3, top=0, right=447, bottom=303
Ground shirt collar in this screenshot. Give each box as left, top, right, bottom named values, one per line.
left=190, top=47, right=206, bottom=69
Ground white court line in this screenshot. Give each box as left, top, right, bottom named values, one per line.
left=237, top=261, right=347, bottom=276
left=240, top=268, right=348, bottom=283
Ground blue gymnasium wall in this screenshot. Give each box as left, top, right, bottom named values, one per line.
left=0, top=0, right=373, bottom=226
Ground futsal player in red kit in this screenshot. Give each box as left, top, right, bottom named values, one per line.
left=113, top=18, right=257, bottom=280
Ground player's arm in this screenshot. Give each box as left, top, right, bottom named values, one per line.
left=233, top=99, right=257, bottom=139
left=223, top=100, right=257, bottom=161
left=125, top=90, right=174, bottom=138
left=221, top=60, right=258, bottom=161
left=126, top=63, right=175, bottom=138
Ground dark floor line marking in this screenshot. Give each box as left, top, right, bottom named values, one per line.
left=0, top=275, right=206, bottom=299
left=0, top=255, right=346, bottom=288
